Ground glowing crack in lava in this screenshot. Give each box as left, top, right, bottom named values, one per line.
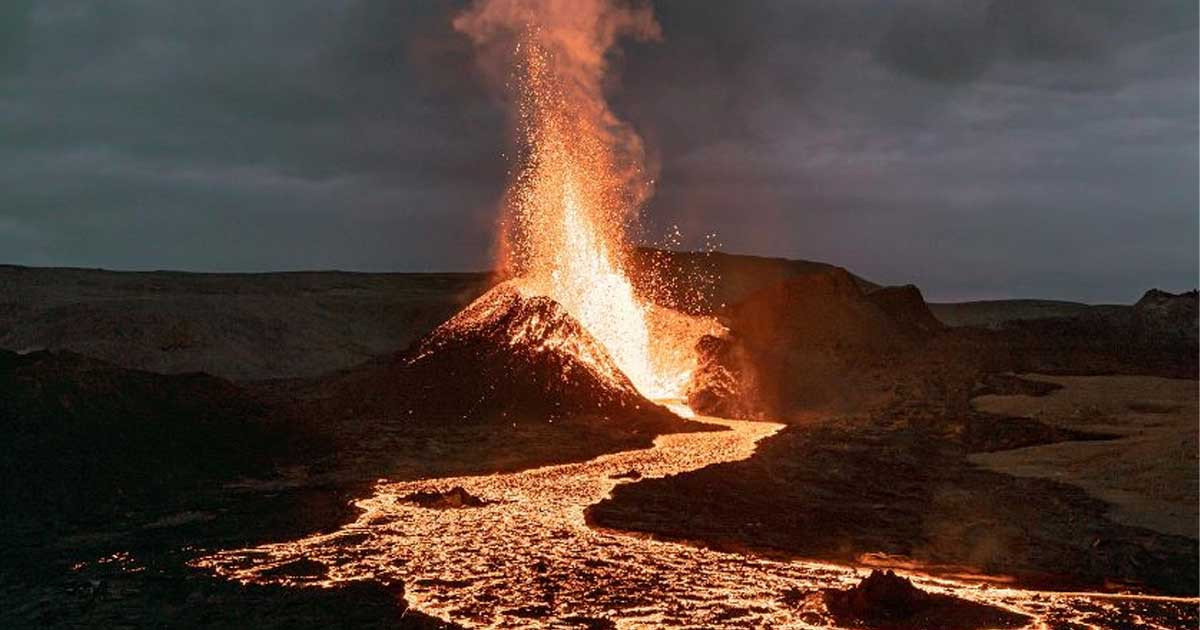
left=196, top=416, right=1198, bottom=628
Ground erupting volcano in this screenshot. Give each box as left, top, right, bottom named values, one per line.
left=6, top=1, right=1195, bottom=629
left=449, top=1, right=718, bottom=403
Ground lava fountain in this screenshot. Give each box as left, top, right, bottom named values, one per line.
left=455, top=1, right=715, bottom=400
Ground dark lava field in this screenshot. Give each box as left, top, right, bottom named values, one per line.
left=1, top=252, right=1196, bottom=628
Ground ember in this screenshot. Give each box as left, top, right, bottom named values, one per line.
left=453, top=0, right=719, bottom=401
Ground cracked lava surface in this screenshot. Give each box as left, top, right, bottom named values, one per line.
left=194, top=415, right=1198, bottom=628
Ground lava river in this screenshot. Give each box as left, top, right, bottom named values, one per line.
left=195, top=414, right=1198, bottom=629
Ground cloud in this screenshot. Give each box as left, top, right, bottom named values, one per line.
left=0, top=0, right=32, bottom=76
left=877, top=2, right=994, bottom=84
left=0, top=0, right=1194, bottom=301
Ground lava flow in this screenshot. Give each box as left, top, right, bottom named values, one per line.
left=195, top=415, right=1197, bottom=629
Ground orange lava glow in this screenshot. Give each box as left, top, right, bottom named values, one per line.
left=495, top=36, right=716, bottom=400
left=194, top=415, right=1198, bottom=629
left=184, top=5, right=1200, bottom=628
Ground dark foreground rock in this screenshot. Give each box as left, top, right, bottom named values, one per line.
left=0, top=348, right=300, bottom=526
left=591, top=367, right=1199, bottom=595
left=401, top=486, right=495, bottom=509
left=822, top=570, right=1029, bottom=629
left=2, top=554, right=461, bottom=629
left=609, top=470, right=642, bottom=480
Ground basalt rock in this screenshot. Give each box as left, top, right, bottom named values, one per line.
left=822, top=570, right=1029, bottom=629
left=0, top=349, right=292, bottom=522
left=302, top=281, right=686, bottom=430
left=401, top=486, right=494, bottom=509
left=684, top=333, right=761, bottom=418
left=997, top=289, right=1198, bottom=378
left=865, top=285, right=944, bottom=339
left=1133, top=288, right=1198, bottom=344
left=713, top=270, right=942, bottom=414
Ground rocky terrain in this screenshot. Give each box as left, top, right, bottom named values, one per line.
left=276, top=280, right=704, bottom=482
left=629, top=248, right=877, bottom=314
left=928, top=299, right=1100, bottom=327
left=592, top=279, right=1199, bottom=595
left=819, top=570, right=1030, bottom=630
left=0, top=278, right=698, bottom=628
left=1, top=256, right=1195, bottom=626
left=0, top=348, right=435, bottom=628
left=688, top=269, right=943, bottom=415
left=970, top=374, right=1199, bottom=539
left=0, top=266, right=493, bottom=381
left=0, top=252, right=868, bottom=383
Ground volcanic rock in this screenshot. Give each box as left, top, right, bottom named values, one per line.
left=628, top=248, right=877, bottom=315
left=0, top=348, right=291, bottom=522
left=824, top=570, right=924, bottom=621
left=728, top=268, right=897, bottom=351
left=822, top=570, right=1029, bottom=629
left=0, top=264, right=493, bottom=381
left=865, top=285, right=944, bottom=338
left=708, top=269, right=942, bottom=414
left=305, top=281, right=690, bottom=432
left=993, top=288, right=1198, bottom=379
left=684, top=333, right=761, bottom=418
left=401, top=486, right=493, bottom=509
left=260, top=558, right=329, bottom=579
left=928, top=298, right=1097, bottom=328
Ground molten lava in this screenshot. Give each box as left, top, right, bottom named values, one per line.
left=486, top=34, right=716, bottom=400
left=195, top=415, right=1195, bottom=629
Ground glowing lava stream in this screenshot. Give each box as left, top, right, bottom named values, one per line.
left=195, top=414, right=1196, bottom=629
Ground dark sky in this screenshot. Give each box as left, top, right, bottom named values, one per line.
left=1, top=1, right=1196, bottom=302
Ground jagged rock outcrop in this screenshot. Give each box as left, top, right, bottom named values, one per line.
left=994, top=288, right=1198, bottom=378
left=684, top=333, right=761, bottom=419
left=401, top=486, right=494, bottom=509
left=1133, top=288, right=1198, bottom=344
left=0, top=349, right=289, bottom=521
left=693, top=269, right=945, bottom=415
left=865, top=285, right=944, bottom=338
left=822, top=570, right=1029, bottom=629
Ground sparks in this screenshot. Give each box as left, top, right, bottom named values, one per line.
left=500, top=38, right=717, bottom=400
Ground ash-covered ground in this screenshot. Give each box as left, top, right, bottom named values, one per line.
left=1, top=251, right=1196, bottom=627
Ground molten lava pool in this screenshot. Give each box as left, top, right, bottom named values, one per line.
left=196, top=415, right=1197, bottom=628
